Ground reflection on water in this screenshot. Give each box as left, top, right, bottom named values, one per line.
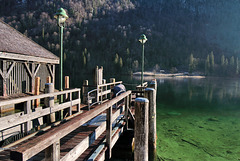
left=157, top=77, right=240, bottom=110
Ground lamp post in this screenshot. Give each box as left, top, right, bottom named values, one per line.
left=54, top=8, right=68, bottom=102
left=139, top=34, right=147, bottom=87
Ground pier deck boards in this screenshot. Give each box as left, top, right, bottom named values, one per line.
left=0, top=101, right=129, bottom=161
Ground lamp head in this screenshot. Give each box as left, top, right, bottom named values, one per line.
left=139, top=34, right=147, bottom=44
left=54, top=8, right=68, bottom=27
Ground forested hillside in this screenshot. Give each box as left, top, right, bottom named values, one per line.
left=1, top=0, right=240, bottom=86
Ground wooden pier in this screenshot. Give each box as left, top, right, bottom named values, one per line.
left=0, top=67, right=157, bottom=161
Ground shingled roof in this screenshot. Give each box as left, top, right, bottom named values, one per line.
left=0, top=20, right=59, bottom=64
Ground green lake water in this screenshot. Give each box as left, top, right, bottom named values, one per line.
left=155, top=77, right=240, bottom=161
left=117, top=76, right=240, bottom=160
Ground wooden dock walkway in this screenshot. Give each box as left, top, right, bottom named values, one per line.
left=0, top=74, right=157, bottom=161
left=0, top=90, right=133, bottom=161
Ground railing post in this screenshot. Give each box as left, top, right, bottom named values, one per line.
left=106, top=106, right=112, bottom=159
left=69, top=92, right=72, bottom=116
left=44, top=83, right=55, bottom=123
left=144, top=88, right=157, bottom=161
left=45, top=140, right=60, bottom=161
left=24, top=100, right=32, bottom=133
left=124, top=95, right=129, bottom=130
left=102, top=79, right=106, bottom=100
left=134, top=97, right=149, bottom=161
left=78, top=89, right=81, bottom=112
left=110, top=78, right=115, bottom=98
left=82, top=80, right=88, bottom=104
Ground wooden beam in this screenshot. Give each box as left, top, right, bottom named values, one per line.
left=24, top=62, right=32, bottom=77
left=6, top=62, right=15, bottom=78
left=10, top=91, right=131, bottom=161
left=34, top=64, right=41, bottom=76
left=0, top=52, right=59, bottom=64
left=47, top=64, right=54, bottom=78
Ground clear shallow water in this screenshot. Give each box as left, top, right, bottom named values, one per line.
left=87, top=75, right=240, bottom=160
left=155, top=77, right=240, bottom=160
left=115, top=76, right=240, bottom=160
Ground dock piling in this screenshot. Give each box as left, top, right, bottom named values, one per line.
left=134, top=97, right=149, bottom=161
left=144, top=88, right=157, bottom=161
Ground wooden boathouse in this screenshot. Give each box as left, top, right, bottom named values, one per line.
left=0, top=20, right=59, bottom=98
left=0, top=19, right=157, bottom=161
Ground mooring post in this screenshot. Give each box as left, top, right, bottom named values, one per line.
left=150, top=79, right=157, bottom=91
left=44, top=83, right=55, bottom=123
left=144, top=88, right=157, bottom=161
left=46, top=76, right=51, bottom=83
left=34, top=77, right=40, bottom=107
left=134, top=97, right=149, bottom=161
left=65, top=76, right=69, bottom=99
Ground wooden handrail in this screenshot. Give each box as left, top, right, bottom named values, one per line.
left=10, top=90, right=131, bottom=161
left=0, top=88, right=80, bottom=106
left=97, top=81, right=122, bottom=88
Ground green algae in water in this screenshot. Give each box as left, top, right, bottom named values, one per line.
left=156, top=77, right=240, bottom=160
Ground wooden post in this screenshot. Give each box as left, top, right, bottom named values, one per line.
left=110, top=78, right=115, bottom=98
left=44, top=83, right=55, bottom=123
left=124, top=95, right=129, bottom=130
left=145, top=88, right=157, bottom=161
left=102, top=79, right=106, bottom=100
left=2, top=60, right=7, bottom=97
left=35, top=77, right=40, bottom=107
left=134, top=97, right=149, bottom=161
left=64, top=76, right=69, bottom=101
left=45, top=140, right=60, bottom=161
left=150, top=79, right=157, bottom=91
left=106, top=106, right=112, bottom=159
left=46, top=76, right=51, bottom=83
left=24, top=100, right=32, bottom=133
left=64, top=76, right=69, bottom=89
left=82, top=80, right=88, bottom=104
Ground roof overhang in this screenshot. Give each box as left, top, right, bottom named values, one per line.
left=0, top=52, right=59, bottom=64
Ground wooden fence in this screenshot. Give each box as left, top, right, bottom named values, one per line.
left=10, top=90, right=132, bottom=161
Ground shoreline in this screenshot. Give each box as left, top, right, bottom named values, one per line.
left=132, top=72, right=205, bottom=79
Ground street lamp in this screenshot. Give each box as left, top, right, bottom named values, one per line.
left=54, top=8, right=68, bottom=96
left=139, top=34, right=147, bottom=87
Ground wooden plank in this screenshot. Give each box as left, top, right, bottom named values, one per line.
left=60, top=133, right=89, bottom=161
left=0, top=52, right=59, bottom=64
left=10, top=91, right=131, bottom=161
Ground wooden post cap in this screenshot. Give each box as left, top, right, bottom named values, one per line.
left=145, top=88, right=155, bottom=91
left=135, top=97, right=149, bottom=103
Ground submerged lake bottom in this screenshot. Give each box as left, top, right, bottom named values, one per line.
left=156, top=77, right=240, bottom=160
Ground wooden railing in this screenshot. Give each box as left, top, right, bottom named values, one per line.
left=83, top=80, right=122, bottom=107
left=10, top=90, right=132, bottom=161
left=0, top=89, right=81, bottom=135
